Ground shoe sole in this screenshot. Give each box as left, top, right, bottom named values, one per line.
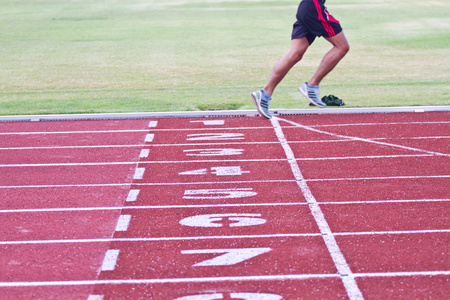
left=298, top=86, right=326, bottom=108
left=251, top=92, right=272, bottom=119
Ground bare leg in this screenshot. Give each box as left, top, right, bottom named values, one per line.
left=264, top=37, right=310, bottom=96
left=308, top=31, right=350, bottom=86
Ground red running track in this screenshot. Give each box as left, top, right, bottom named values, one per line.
left=0, top=112, right=449, bottom=299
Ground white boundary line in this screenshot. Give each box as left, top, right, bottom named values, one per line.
left=0, top=271, right=448, bottom=287
left=0, top=136, right=448, bottom=151
left=1, top=124, right=447, bottom=136
left=1, top=229, right=449, bottom=245
left=1, top=198, right=448, bottom=213
left=270, top=117, right=363, bottom=299
left=0, top=144, right=148, bottom=150
left=0, top=153, right=442, bottom=167
left=0, top=130, right=150, bottom=135
left=1, top=175, right=449, bottom=188
left=313, top=121, right=450, bottom=127
left=0, top=127, right=273, bottom=135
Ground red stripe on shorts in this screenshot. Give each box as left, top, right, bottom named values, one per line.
left=313, top=0, right=335, bottom=37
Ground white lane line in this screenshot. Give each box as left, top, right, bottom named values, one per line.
left=0, top=136, right=450, bottom=150
left=2, top=229, right=448, bottom=245
left=1, top=199, right=449, bottom=213
left=353, top=271, right=450, bottom=277
left=0, top=234, right=323, bottom=245
left=271, top=117, right=363, bottom=300
left=334, top=229, right=450, bottom=236
left=0, top=203, right=309, bottom=213
left=126, top=189, right=140, bottom=202
left=0, top=159, right=284, bottom=167
left=1, top=137, right=446, bottom=150
left=0, top=183, right=132, bottom=189
left=87, top=295, right=104, bottom=300
left=0, top=162, right=138, bottom=167
left=373, top=136, right=450, bottom=140
left=133, top=168, right=145, bottom=180
left=1, top=271, right=449, bottom=287
left=145, top=134, right=154, bottom=142
left=0, top=180, right=294, bottom=189
left=0, top=130, right=149, bottom=135
left=277, top=117, right=449, bottom=157
left=2, top=175, right=449, bottom=189
left=0, top=154, right=440, bottom=167
left=139, top=149, right=150, bottom=158
left=144, top=126, right=273, bottom=132
left=308, top=175, right=450, bottom=182
left=1, top=121, right=446, bottom=136
left=312, top=121, right=450, bottom=127
left=0, top=274, right=339, bottom=287
left=0, top=145, right=147, bottom=150
left=101, top=249, right=120, bottom=271
left=321, top=198, right=450, bottom=205
left=115, top=215, right=131, bottom=232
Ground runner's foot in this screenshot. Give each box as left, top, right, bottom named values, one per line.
left=299, top=82, right=326, bottom=108
left=252, top=89, right=272, bottom=119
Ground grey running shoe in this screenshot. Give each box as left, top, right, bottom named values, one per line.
left=252, top=90, right=272, bottom=119
left=299, top=82, right=326, bottom=108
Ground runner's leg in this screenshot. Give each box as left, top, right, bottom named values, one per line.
left=264, top=37, right=310, bottom=96
left=308, top=31, right=349, bottom=86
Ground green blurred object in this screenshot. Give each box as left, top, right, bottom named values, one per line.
left=309, top=95, right=345, bottom=107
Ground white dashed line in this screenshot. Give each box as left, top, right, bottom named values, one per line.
left=148, top=121, right=158, bottom=128
left=115, top=215, right=131, bottom=232
left=133, top=168, right=145, bottom=180
left=139, top=149, right=150, bottom=158
left=126, top=189, right=140, bottom=202
left=145, top=134, right=154, bottom=142
left=101, top=249, right=120, bottom=271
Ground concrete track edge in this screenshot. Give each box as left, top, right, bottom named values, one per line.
left=1, top=106, right=449, bottom=122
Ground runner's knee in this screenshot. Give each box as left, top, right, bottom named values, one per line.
left=288, top=50, right=304, bottom=63
left=339, top=42, right=350, bottom=55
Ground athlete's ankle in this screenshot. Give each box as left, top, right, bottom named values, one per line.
left=261, top=89, right=272, bottom=100
left=306, top=81, right=319, bottom=88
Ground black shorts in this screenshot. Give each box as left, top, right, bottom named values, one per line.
left=292, top=0, right=343, bottom=44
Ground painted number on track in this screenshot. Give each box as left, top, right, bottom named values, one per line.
left=186, top=133, right=245, bottom=141
left=180, top=213, right=266, bottom=228
left=183, top=188, right=257, bottom=199
left=184, top=149, right=244, bottom=156
left=190, top=120, right=225, bottom=126
left=179, top=166, right=249, bottom=176
left=181, top=248, right=272, bottom=266
left=174, top=293, right=282, bottom=300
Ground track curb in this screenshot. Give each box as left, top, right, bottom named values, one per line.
left=0, top=106, right=449, bottom=122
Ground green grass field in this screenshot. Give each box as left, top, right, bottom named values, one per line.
left=0, top=0, right=449, bottom=115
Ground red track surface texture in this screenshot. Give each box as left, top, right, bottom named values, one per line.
left=0, top=112, right=449, bottom=299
